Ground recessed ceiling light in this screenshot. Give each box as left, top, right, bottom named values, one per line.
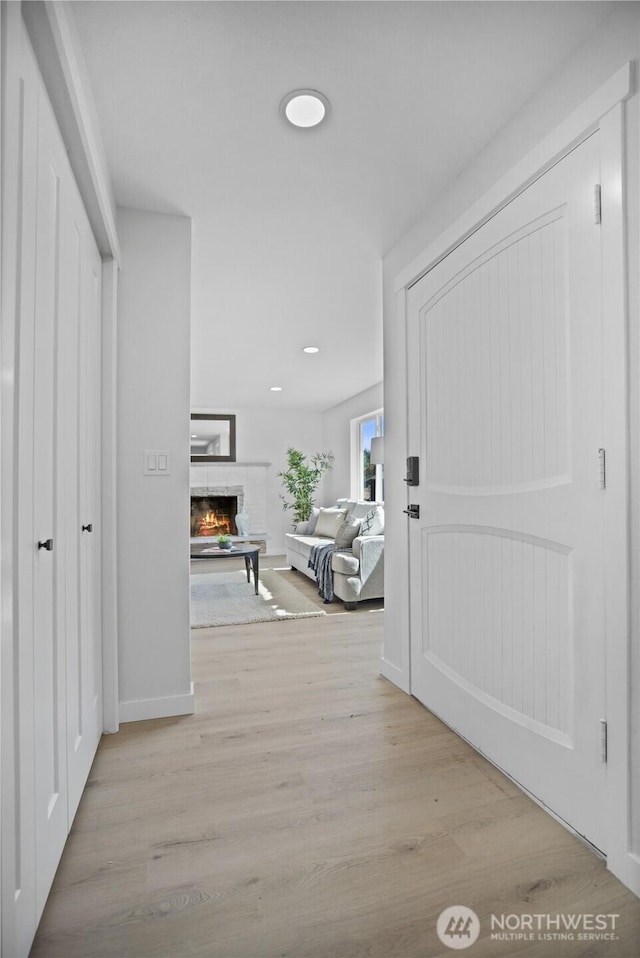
left=281, top=90, right=330, bottom=129
left=302, top=346, right=320, bottom=354
left=191, top=434, right=198, bottom=438
left=270, top=386, right=283, bottom=392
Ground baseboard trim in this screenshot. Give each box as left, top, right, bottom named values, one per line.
left=118, top=683, right=195, bottom=723
left=609, top=851, right=640, bottom=899
left=379, top=657, right=410, bottom=694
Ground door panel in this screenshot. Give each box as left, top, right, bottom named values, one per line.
left=32, top=59, right=70, bottom=919
left=424, top=210, right=569, bottom=494
left=2, top=11, right=40, bottom=950
left=59, top=207, right=83, bottom=810
left=69, top=206, right=103, bottom=817
left=2, top=14, right=105, bottom=953
left=408, top=134, right=606, bottom=851
left=423, top=526, right=571, bottom=742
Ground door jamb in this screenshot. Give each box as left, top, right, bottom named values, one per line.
left=599, top=103, right=636, bottom=893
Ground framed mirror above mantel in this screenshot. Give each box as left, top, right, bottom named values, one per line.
left=190, top=413, right=236, bottom=462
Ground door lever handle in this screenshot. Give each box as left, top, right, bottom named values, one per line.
left=403, top=504, right=420, bottom=519
left=37, top=538, right=54, bottom=551
left=82, top=523, right=93, bottom=533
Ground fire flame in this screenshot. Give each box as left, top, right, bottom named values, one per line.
left=196, top=511, right=231, bottom=537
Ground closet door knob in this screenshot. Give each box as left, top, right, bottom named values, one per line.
left=37, top=538, right=54, bottom=551
left=82, top=523, right=93, bottom=533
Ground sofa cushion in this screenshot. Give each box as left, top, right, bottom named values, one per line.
left=286, top=534, right=334, bottom=563
left=332, top=552, right=360, bottom=575
left=336, top=499, right=373, bottom=520
left=360, top=504, right=385, bottom=536
left=334, top=516, right=361, bottom=549
left=294, top=506, right=320, bottom=535
left=314, top=507, right=346, bottom=538
left=307, top=506, right=320, bottom=535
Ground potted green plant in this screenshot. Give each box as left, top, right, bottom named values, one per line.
left=278, top=448, right=334, bottom=526
left=217, top=533, right=233, bottom=551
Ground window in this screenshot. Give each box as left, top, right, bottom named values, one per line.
left=351, top=410, right=384, bottom=502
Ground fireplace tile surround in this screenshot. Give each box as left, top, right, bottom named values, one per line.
left=190, top=462, right=269, bottom=540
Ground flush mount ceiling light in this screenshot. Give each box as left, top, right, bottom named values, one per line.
left=270, top=386, right=283, bottom=392
left=281, top=90, right=330, bottom=129
left=302, top=346, right=320, bottom=354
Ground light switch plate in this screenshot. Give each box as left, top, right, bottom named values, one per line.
left=144, top=450, right=171, bottom=476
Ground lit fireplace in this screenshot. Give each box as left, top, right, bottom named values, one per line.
left=190, top=496, right=238, bottom=538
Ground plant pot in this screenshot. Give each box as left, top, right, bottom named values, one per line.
left=218, top=541, right=233, bottom=550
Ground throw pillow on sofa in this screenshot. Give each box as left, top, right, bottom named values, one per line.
left=314, top=507, right=346, bottom=538
left=334, top=516, right=362, bottom=549
left=295, top=507, right=320, bottom=536
left=360, top=504, right=384, bottom=536
left=306, top=506, right=320, bottom=535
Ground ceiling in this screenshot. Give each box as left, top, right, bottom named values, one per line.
left=72, top=1, right=614, bottom=412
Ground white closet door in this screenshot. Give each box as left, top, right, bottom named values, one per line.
left=2, top=11, right=105, bottom=953
left=68, top=185, right=103, bottom=817
left=27, top=43, right=103, bottom=836
left=2, top=11, right=40, bottom=951
left=57, top=152, right=85, bottom=820
left=32, top=78, right=71, bottom=914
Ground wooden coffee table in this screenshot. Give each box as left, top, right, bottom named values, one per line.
left=190, top=542, right=260, bottom=595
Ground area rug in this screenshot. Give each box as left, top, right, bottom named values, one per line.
left=190, top=568, right=326, bottom=628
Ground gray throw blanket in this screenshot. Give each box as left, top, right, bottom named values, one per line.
left=308, top=542, right=344, bottom=603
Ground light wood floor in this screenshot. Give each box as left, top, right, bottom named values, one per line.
left=32, top=567, right=638, bottom=957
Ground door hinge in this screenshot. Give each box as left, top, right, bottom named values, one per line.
left=600, top=719, right=608, bottom=763
left=598, top=448, right=606, bottom=490
left=594, top=184, right=602, bottom=225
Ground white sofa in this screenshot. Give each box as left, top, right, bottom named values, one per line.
left=285, top=499, right=384, bottom=610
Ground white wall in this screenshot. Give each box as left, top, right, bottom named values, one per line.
left=381, top=3, right=640, bottom=887
left=190, top=406, right=324, bottom=553
left=322, top=382, right=384, bottom=503
left=117, top=208, right=193, bottom=721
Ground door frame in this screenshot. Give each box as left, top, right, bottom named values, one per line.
left=387, top=63, right=637, bottom=894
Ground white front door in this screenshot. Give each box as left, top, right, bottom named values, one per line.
left=407, top=133, right=607, bottom=851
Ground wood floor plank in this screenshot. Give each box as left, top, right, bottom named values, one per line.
left=31, top=560, right=639, bottom=957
